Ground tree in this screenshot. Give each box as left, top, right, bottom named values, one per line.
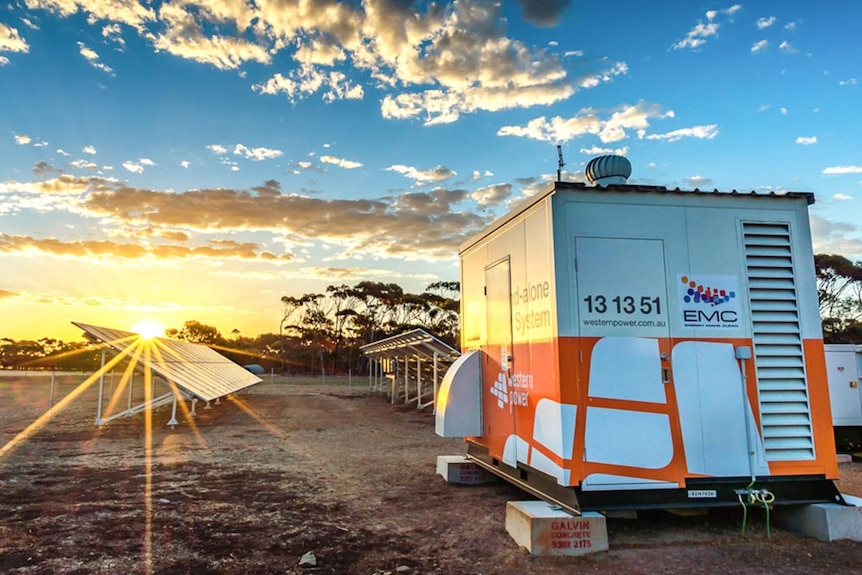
left=815, top=254, right=862, bottom=343
left=165, top=320, right=225, bottom=345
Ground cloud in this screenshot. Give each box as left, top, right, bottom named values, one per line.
left=579, top=145, right=629, bottom=156
left=32, top=161, right=59, bottom=177
left=515, top=0, right=572, bottom=27
left=671, top=5, right=740, bottom=51
left=83, top=145, right=97, bottom=155
left=0, top=174, right=486, bottom=265
left=233, top=144, right=283, bottom=161
left=122, top=161, right=144, bottom=174
left=148, top=2, right=269, bottom=70
left=14, top=134, right=31, bottom=145
left=19, top=0, right=624, bottom=126
left=102, top=23, right=126, bottom=47
left=834, top=194, right=853, bottom=201
left=498, top=102, right=673, bottom=143
left=823, top=166, right=862, bottom=175
left=386, top=164, right=456, bottom=184
left=756, top=16, right=775, bottom=30
left=121, top=158, right=155, bottom=173
left=640, top=124, right=719, bottom=142
left=253, top=68, right=365, bottom=104
left=0, top=22, right=29, bottom=64
left=751, top=40, right=768, bottom=53
left=685, top=175, right=713, bottom=188
left=180, top=160, right=190, bottom=169
left=810, top=215, right=862, bottom=261
left=77, top=41, right=114, bottom=75
left=66, top=180, right=486, bottom=260
left=471, top=183, right=512, bottom=207
left=320, top=155, right=363, bottom=169
left=26, top=0, right=155, bottom=29
left=70, top=159, right=99, bottom=169
left=779, top=41, right=796, bottom=53
left=0, top=233, right=292, bottom=263
left=796, top=136, right=817, bottom=145
left=839, top=78, right=857, bottom=86
left=207, top=144, right=228, bottom=155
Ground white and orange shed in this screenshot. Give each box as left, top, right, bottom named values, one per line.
left=436, top=157, right=841, bottom=513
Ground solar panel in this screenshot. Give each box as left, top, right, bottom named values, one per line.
left=73, top=322, right=262, bottom=402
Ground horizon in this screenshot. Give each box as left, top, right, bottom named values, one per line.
left=2, top=1, right=861, bottom=342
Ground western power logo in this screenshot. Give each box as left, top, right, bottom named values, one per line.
left=490, top=372, right=509, bottom=410
left=680, top=275, right=736, bottom=307
left=678, top=274, right=740, bottom=329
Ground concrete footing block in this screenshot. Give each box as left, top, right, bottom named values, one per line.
left=436, top=455, right=497, bottom=485
left=775, top=494, right=862, bottom=542
left=505, top=501, right=608, bottom=556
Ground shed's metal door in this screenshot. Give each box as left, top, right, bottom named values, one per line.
left=484, top=258, right=518, bottom=456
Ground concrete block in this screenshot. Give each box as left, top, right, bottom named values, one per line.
left=505, top=500, right=608, bottom=556
left=775, top=494, right=862, bottom=542
left=837, top=453, right=852, bottom=464
left=436, top=455, right=497, bottom=485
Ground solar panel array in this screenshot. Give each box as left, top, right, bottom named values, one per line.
left=359, top=328, right=460, bottom=361
left=73, top=322, right=262, bottom=402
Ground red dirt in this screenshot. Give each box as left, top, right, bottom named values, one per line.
left=2, top=376, right=862, bottom=574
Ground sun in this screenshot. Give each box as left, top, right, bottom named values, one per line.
left=132, top=320, right=165, bottom=340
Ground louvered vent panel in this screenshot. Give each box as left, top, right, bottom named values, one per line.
left=743, top=222, right=815, bottom=461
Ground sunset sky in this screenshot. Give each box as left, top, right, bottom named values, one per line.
left=2, top=0, right=861, bottom=342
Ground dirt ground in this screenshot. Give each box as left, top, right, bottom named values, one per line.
left=2, top=374, right=862, bottom=575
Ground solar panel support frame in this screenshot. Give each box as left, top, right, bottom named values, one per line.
left=74, top=321, right=261, bottom=428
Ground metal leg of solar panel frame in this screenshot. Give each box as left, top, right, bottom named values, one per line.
left=126, top=372, right=134, bottom=416
left=167, top=394, right=179, bottom=429
left=432, top=352, right=439, bottom=415
left=190, top=398, right=198, bottom=417
left=404, top=355, right=411, bottom=405
left=95, top=348, right=107, bottom=426
left=205, top=401, right=211, bottom=410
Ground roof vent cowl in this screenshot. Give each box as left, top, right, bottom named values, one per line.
left=585, top=155, right=632, bottom=187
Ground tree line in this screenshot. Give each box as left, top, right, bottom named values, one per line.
left=5, top=255, right=862, bottom=373
left=0, top=281, right=460, bottom=374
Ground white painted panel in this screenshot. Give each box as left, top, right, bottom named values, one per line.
left=435, top=350, right=483, bottom=438
left=588, top=337, right=665, bottom=403
left=529, top=448, right=571, bottom=485
left=581, top=474, right=678, bottom=491
left=825, top=346, right=862, bottom=426
left=532, top=398, right=577, bottom=458
left=584, top=407, right=673, bottom=469
left=575, top=237, right=669, bottom=338
left=503, top=434, right=530, bottom=467
left=672, top=341, right=769, bottom=477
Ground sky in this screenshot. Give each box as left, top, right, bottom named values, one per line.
left=1, top=0, right=861, bottom=343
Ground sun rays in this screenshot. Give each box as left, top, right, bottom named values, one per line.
left=0, top=324, right=290, bottom=574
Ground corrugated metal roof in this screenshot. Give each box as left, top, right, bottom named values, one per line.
left=461, top=180, right=815, bottom=253
left=553, top=181, right=815, bottom=204
left=360, top=328, right=460, bottom=361
left=73, top=322, right=261, bottom=402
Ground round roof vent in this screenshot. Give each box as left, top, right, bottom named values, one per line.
left=585, top=155, right=632, bottom=187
